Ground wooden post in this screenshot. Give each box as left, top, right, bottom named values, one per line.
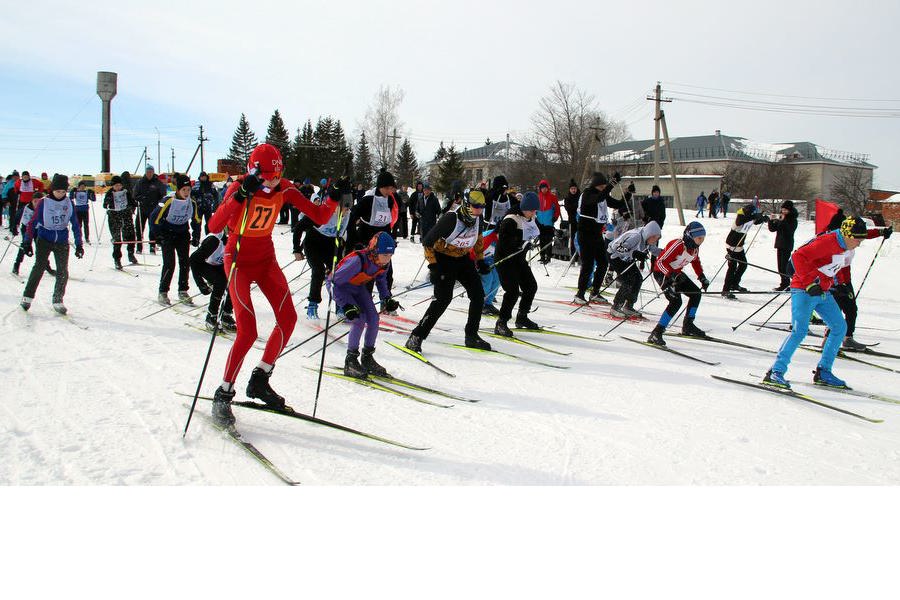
left=659, top=109, right=685, bottom=226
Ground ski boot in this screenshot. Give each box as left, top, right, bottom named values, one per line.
left=841, top=336, right=866, bottom=351
left=11, top=263, right=19, bottom=276
left=204, top=312, right=218, bottom=331
left=128, top=253, right=139, bottom=265
left=178, top=291, right=194, bottom=305
left=306, top=301, right=319, bottom=320
left=589, top=292, right=610, bottom=305
left=721, top=290, right=737, bottom=300
left=515, top=313, right=541, bottom=330
left=735, top=285, right=748, bottom=293
left=20, top=296, right=32, bottom=312
left=610, top=304, right=630, bottom=319
left=494, top=319, right=514, bottom=337
left=813, top=367, right=847, bottom=388
left=157, top=292, right=171, bottom=306
left=646, top=325, right=666, bottom=347
left=405, top=333, right=423, bottom=354
left=464, top=333, right=491, bottom=351
left=114, top=258, right=124, bottom=270
left=52, top=302, right=67, bottom=315
left=681, top=318, right=707, bottom=338
left=622, top=303, right=643, bottom=318
left=572, top=294, right=589, bottom=306
left=361, top=346, right=390, bottom=377
left=344, top=349, right=367, bottom=379
left=220, top=312, right=237, bottom=332
left=482, top=303, right=500, bottom=316
left=763, top=369, right=790, bottom=389
left=246, top=367, right=285, bottom=410
left=211, top=386, right=236, bottom=427
left=149, top=246, right=156, bottom=255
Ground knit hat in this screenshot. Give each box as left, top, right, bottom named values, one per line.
left=368, top=231, right=396, bottom=255
left=376, top=169, right=396, bottom=189
left=320, top=178, right=328, bottom=187
left=110, top=175, right=123, bottom=185
left=589, top=172, right=609, bottom=188
left=174, top=173, right=191, bottom=190
left=780, top=200, right=794, bottom=210
left=840, top=216, right=868, bottom=239
left=423, top=181, right=432, bottom=190
left=50, top=173, right=68, bottom=191
left=492, top=175, right=509, bottom=190
left=145, top=165, right=154, bottom=172
left=569, top=179, right=578, bottom=189
left=651, top=184, right=661, bottom=194
left=684, top=221, right=706, bottom=239
left=520, top=191, right=540, bottom=212
left=199, top=171, right=209, bottom=179
left=467, top=190, right=486, bottom=207
left=41, top=172, right=48, bottom=179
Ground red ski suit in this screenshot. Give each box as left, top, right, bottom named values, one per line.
left=208, top=177, right=338, bottom=383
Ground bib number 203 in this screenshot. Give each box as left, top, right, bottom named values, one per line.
left=249, top=206, right=274, bottom=230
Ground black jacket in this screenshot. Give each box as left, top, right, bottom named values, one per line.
left=768, top=205, right=799, bottom=250
left=641, top=195, right=666, bottom=227
left=133, top=174, right=167, bottom=211
left=577, top=185, right=626, bottom=236
left=563, top=189, right=580, bottom=224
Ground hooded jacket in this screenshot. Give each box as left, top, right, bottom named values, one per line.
left=608, top=221, right=661, bottom=262
left=768, top=202, right=799, bottom=250
left=536, top=179, right=561, bottom=227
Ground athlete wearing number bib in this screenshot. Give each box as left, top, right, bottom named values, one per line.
left=150, top=177, right=202, bottom=300
left=493, top=193, right=543, bottom=333
left=69, top=185, right=95, bottom=243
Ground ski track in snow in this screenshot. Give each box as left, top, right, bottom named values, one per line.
left=1, top=211, right=899, bottom=485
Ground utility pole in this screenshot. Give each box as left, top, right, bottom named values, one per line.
left=198, top=125, right=208, bottom=172
left=387, top=127, right=401, bottom=169
left=580, top=118, right=605, bottom=187
left=155, top=127, right=161, bottom=170
left=96, top=71, right=117, bottom=173
left=170, top=147, right=175, bottom=174
left=659, top=109, right=685, bottom=226
left=646, top=82, right=671, bottom=188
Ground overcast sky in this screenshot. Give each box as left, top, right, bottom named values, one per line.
left=2, top=0, right=899, bottom=190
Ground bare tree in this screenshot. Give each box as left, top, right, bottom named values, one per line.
left=359, top=85, right=406, bottom=170
left=529, top=80, right=630, bottom=187
left=721, top=162, right=814, bottom=211
left=829, top=167, right=872, bottom=214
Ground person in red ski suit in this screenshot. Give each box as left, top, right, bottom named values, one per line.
left=206, top=143, right=340, bottom=426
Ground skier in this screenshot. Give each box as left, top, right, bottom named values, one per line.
left=330, top=231, right=400, bottom=378
left=405, top=190, right=492, bottom=353
left=478, top=226, right=501, bottom=315
left=295, top=192, right=350, bottom=319
left=348, top=169, right=398, bottom=250
left=206, top=143, right=341, bottom=427
left=12, top=171, right=44, bottom=235
left=694, top=191, right=707, bottom=218
left=646, top=221, right=711, bottom=346
left=708, top=190, right=720, bottom=219
left=11, top=192, right=40, bottom=276
left=149, top=173, right=202, bottom=305
left=573, top=172, right=628, bottom=305
left=493, top=191, right=542, bottom=336
left=608, top=220, right=662, bottom=318
left=767, top=200, right=798, bottom=291
left=722, top=201, right=769, bottom=299
left=762, top=216, right=880, bottom=389
left=191, top=171, right=218, bottom=233
left=20, top=175, right=83, bottom=314
left=69, top=180, right=96, bottom=244
left=132, top=165, right=167, bottom=254
left=563, top=179, right=580, bottom=260
left=102, top=175, right=138, bottom=269
left=641, top=184, right=665, bottom=229
left=536, top=180, right=560, bottom=264
left=189, top=230, right=236, bottom=332
left=485, top=175, right=514, bottom=226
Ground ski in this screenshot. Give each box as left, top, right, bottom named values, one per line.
left=181, top=393, right=428, bottom=450
left=325, top=368, right=478, bottom=403
left=843, top=347, right=898, bottom=360
left=645, top=330, right=776, bottom=354
left=511, top=327, right=613, bottom=343
left=190, top=408, right=300, bottom=485
left=751, top=322, right=824, bottom=338
left=59, top=314, right=89, bottom=330
left=385, top=340, right=456, bottom=377
left=305, top=367, right=453, bottom=408
left=747, top=375, right=900, bottom=406
left=711, top=375, right=883, bottom=423
left=446, top=343, right=569, bottom=370
left=799, top=345, right=900, bottom=374
left=478, top=329, right=572, bottom=356
left=381, top=312, right=452, bottom=332
left=112, top=267, right=139, bottom=278
left=620, top=335, right=721, bottom=365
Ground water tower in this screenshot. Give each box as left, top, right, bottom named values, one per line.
left=96, top=71, right=117, bottom=173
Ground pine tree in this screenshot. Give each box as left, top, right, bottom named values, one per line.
left=433, top=141, right=448, bottom=162
left=265, top=109, right=292, bottom=166
left=227, top=113, right=258, bottom=165
left=436, top=143, right=464, bottom=194
left=393, top=138, right=419, bottom=188
left=353, top=132, right=374, bottom=187
left=332, top=120, right=354, bottom=178
left=292, top=120, right=315, bottom=181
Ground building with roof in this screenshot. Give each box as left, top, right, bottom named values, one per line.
left=424, top=140, right=540, bottom=189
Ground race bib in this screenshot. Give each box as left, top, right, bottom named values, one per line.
left=74, top=191, right=89, bottom=207
left=243, top=194, right=280, bottom=238
left=43, top=199, right=73, bottom=231
left=113, top=190, right=129, bottom=211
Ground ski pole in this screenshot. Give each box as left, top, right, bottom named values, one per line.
left=139, top=291, right=209, bottom=320
left=407, top=258, right=427, bottom=289
left=88, top=213, right=109, bottom=272
left=731, top=292, right=781, bottom=331
left=601, top=289, right=665, bottom=337
left=183, top=181, right=254, bottom=438
left=555, top=251, right=579, bottom=287
left=755, top=293, right=792, bottom=331
left=855, top=236, right=885, bottom=300
left=313, top=181, right=341, bottom=417
left=90, top=198, right=99, bottom=243
left=0, top=236, right=14, bottom=265
left=569, top=261, right=637, bottom=315
left=730, top=257, right=789, bottom=277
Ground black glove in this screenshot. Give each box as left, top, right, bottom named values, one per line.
left=198, top=282, right=211, bottom=295
left=383, top=297, right=400, bottom=312
left=476, top=259, right=491, bottom=275
left=343, top=304, right=361, bottom=321
left=191, top=237, right=199, bottom=248
left=754, top=214, right=770, bottom=225
left=698, top=274, right=710, bottom=291
left=883, top=226, right=893, bottom=239
left=428, top=263, right=444, bottom=285
left=805, top=281, right=823, bottom=297
left=235, top=173, right=262, bottom=202
left=613, top=171, right=622, bottom=183
left=74, top=245, right=84, bottom=259
left=632, top=249, right=648, bottom=263
left=327, top=183, right=342, bottom=202
left=24, top=241, right=33, bottom=257
left=627, top=183, right=636, bottom=193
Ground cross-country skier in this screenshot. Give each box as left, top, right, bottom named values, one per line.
left=206, top=143, right=341, bottom=427
left=11, top=192, right=55, bottom=277
left=102, top=175, right=138, bottom=269
left=573, top=172, right=628, bottom=305
left=493, top=191, right=542, bottom=336
left=329, top=231, right=399, bottom=378
left=149, top=173, right=202, bottom=305
left=763, top=216, right=880, bottom=389
left=20, top=175, right=83, bottom=314
left=294, top=194, right=350, bottom=320
left=12, top=171, right=44, bottom=235
left=189, top=230, right=236, bottom=332
left=69, top=180, right=95, bottom=244
left=478, top=226, right=501, bottom=315
left=721, top=201, right=769, bottom=299
left=646, top=221, right=710, bottom=346
left=608, top=220, right=662, bottom=318
left=485, top=175, right=515, bottom=226
left=405, top=190, right=492, bottom=353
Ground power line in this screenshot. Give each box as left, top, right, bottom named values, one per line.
left=663, top=81, right=900, bottom=103
left=667, top=90, right=900, bottom=112
left=669, top=97, right=900, bottom=118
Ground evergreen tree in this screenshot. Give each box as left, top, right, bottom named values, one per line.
left=227, top=113, right=258, bottom=166
left=433, top=141, right=448, bottom=162
left=265, top=109, right=292, bottom=166
left=393, top=138, right=419, bottom=188
left=436, top=143, right=464, bottom=193
left=332, top=120, right=354, bottom=177
left=485, top=137, right=493, bottom=146
left=292, top=120, right=316, bottom=181
left=353, top=132, right=375, bottom=187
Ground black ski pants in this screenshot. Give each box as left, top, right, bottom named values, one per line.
left=412, top=255, right=483, bottom=339
left=577, top=229, right=608, bottom=297
left=190, top=260, right=233, bottom=317
left=538, top=224, right=554, bottom=263
left=23, top=238, right=69, bottom=303
left=654, top=271, right=702, bottom=323
left=832, top=283, right=858, bottom=338
left=723, top=248, right=748, bottom=292
left=159, top=234, right=190, bottom=293
left=776, top=247, right=792, bottom=289
left=497, top=258, right=537, bottom=322
left=610, top=257, right=641, bottom=308
left=109, top=210, right=136, bottom=261
left=304, top=229, right=338, bottom=304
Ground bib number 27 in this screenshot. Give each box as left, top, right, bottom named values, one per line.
left=249, top=206, right=274, bottom=230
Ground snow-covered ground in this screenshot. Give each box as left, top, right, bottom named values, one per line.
left=1, top=207, right=898, bottom=485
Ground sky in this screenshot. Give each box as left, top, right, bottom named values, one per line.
left=2, top=0, right=899, bottom=189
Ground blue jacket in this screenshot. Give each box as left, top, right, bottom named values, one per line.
left=25, top=197, right=83, bottom=246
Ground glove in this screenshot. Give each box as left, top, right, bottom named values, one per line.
left=632, top=250, right=648, bottom=263
left=476, top=259, right=491, bottom=275
left=698, top=274, right=710, bottom=291
left=24, top=241, right=33, bottom=257
left=327, top=183, right=342, bottom=202
left=805, top=281, right=823, bottom=297
left=883, top=226, right=893, bottom=239
left=754, top=214, right=770, bottom=225
left=235, top=173, right=263, bottom=202
left=613, top=171, right=622, bottom=183
left=343, top=304, right=361, bottom=321
left=197, top=282, right=211, bottom=295
left=293, top=251, right=305, bottom=261
left=428, top=263, right=443, bottom=285
left=191, top=237, right=199, bottom=248
left=627, top=183, right=636, bottom=193
left=383, top=297, right=400, bottom=312
left=74, top=245, right=84, bottom=259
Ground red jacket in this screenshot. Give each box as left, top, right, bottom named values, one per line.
left=208, top=177, right=337, bottom=264
left=834, top=228, right=881, bottom=284
left=790, top=231, right=853, bottom=291
left=14, top=178, right=44, bottom=205
left=537, top=179, right=560, bottom=225
left=654, top=238, right=704, bottom=279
